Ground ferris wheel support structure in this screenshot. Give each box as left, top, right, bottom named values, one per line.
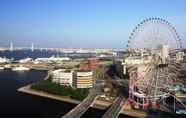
left=127, top=18, right=185, bottom=110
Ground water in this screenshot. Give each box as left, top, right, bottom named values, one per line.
left=0, top=69, right=78, bottom=118
left=0, top=50, right=97, bottom=60
left=0, top=69, right=131, bottom=118
left=0, top=50, right=61, bottom=60
left=0, top=50, right=130, bottom=118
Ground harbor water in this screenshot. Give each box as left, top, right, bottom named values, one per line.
left=0, top=50, right=130, bottom=118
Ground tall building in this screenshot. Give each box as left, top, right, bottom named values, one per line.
left=161, top=45, right=169, bottom=64
left=10, top=42, right=13, bottom=51
left=31, top=43, right=34, bottom=52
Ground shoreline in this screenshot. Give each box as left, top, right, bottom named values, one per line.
left=17, top=84, right=111, bottom=110
left=17, top=84, right=141, bottom=117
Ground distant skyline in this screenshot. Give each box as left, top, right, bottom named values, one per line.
left=0, top=0, right=186, bottom=48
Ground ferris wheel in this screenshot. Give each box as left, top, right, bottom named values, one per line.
left=127, top=18, right=186, bottom=110
left=127, top=18, right=182, bottom=49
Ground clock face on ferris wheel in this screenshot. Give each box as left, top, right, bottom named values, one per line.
left=127, top=18, right=182, bottom=49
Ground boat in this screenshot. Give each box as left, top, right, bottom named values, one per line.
left=4, top=64, right=11, bottom=69
left=0, top=57, right=10, bottom=63
left=0, top=67, right=4, bottom=70
left=12, top=66, right=30, bottom=71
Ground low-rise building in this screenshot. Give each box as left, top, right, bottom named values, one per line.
left=0, top=57, right=11, bottom=63
left=34, top=56, right=71, bottom=64
left=19, top=58, right=33, bottom=63
left=52, top=69, right=73, bottom=87
left=176, top=51, right=185, bottom=62
left=75, top=70, right=94, bottom=88
left=52, top=68, right=95, bottom=89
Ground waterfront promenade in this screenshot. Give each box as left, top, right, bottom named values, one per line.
left=17, top=84, right=111, bottom=110
left=18, top=85, right=80, bottom=104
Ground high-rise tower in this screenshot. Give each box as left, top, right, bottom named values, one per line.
left=31, top=42, right=34, bottom=52
left=10, top=42, right=13, bottom=51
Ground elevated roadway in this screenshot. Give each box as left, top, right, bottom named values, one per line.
left=62, top=92, right=98, bottom=118
left=62, top=85, right=101, bottom=118
left=102, top=95, right=125, bottom=118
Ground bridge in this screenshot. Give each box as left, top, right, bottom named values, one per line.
left=62, top=86, right=126, bottom=118
left=102, top=95, right=125, bottom=118
left=62, top=88, right=99, bottom=118
left=61, top=61, right=129, bottom=118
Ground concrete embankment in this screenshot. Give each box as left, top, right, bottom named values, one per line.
left=17, top=84, right=111, bottom=110
left=17, top=85, right=80, bottom=104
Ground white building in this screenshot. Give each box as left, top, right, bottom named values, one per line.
left=122, top=45, right=170, bottom=74
left=48, top=56, right=71, bottom=62
left=12, top=66, right=30, bottom=71
left=176, top=51, right=185, bottom=62
left=75, top=70, right=94, bottom=88
left=19, top=58, right=33, bottom=63
left=52, top=69, right=73, bottom=87
left=122, top=55, right=152, bottom=74
left=34, top=58, right=49, bottom=63
left=161, top=45, right=169, bottom=64
left=0, top=57, right=10, bottom=63
left=34, top=56, right=71, bottom=64
left=52, top=69, right=95, bottom=88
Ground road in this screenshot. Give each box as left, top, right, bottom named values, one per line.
left=102, top=94, right=125, bottom=118
left=63, top=66, right=128, bottom=118
left=62, top=93, right=97, bottom=118
left=101, top=76, right=128, bottom=118
left=62, top=84, right=101, bottom=118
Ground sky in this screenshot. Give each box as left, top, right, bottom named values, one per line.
left=0, top=0, right=186, bottom=48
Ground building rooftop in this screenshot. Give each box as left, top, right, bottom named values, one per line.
left=53, top=69, right=73, bottom=73
left=76, top=69, right=92, bottom=72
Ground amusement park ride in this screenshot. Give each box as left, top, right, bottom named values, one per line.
left=123, top=18, right=186, bottom=113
